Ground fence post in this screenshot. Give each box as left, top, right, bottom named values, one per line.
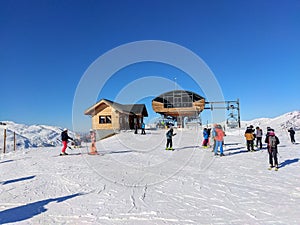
left=14, top=131, right=16, bottom=151
left=3, top=128, right=6, bottom=154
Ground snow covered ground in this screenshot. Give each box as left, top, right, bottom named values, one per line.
left=0, top=114, right=300, bottom=224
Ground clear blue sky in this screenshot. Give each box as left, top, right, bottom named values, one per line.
left=1, top=0, right=300, bottom=131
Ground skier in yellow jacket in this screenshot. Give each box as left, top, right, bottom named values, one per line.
left=245, top=126, right=255, bottom=151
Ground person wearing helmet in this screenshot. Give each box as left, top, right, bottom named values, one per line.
left=60, top=128, right=73, bottom=155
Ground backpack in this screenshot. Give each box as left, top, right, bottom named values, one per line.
left=269, top=136, right=277, bottom=148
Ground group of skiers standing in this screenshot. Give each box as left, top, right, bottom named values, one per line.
left=245, top=126, right=297, bottom=170
left=244, top=125, right=280, bottom=169
left=165, top=124, right=226, bottom=154
left=199, top=124, right=297, bottom=171
left=201, top=124, right=226, bottom=156
left=244, top=125, right=263, bottom=151
left=59, top=124, right=296, bottom=169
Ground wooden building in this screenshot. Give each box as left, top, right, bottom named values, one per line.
left=84, top=99, right=148, bottom=131
left=152, top=90, right=205, bottom=127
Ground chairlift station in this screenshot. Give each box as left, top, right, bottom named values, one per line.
left=152, top=90, right=240, bottom=128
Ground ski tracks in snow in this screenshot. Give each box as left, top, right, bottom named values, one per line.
left=1, top=129, right=300, bottom=224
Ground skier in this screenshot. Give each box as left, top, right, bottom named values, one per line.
left=166, top=127, right=176, bottom=150
left=89, top=129, right=97, bottom=154
left=245, top=127, right=255, bottom=151
left=207, top=128, right=211, bottom=146
left=288, top=127, right=296, bottom=144
left=134, top=123, right=138, bottom=134
left=266, top=127, right=274, bottom=137
left=214, top=124, right=225, bottom=156
left=202, top=128, right=209, bottom=148
left=255, top=126, right=263, bottom=149
left=141, top=122, right=146, bottom=135
left=265, top=131, right=280, bottom=170
left=211, top=124, right=217, bottom=152
left=60, top=128, right=73, bottom=155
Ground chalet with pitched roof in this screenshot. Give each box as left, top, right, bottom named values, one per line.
left=84, top=99, right=148, bottom=131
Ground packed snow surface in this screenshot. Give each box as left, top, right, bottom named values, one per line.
left=0, top=112, right=300, bottom=224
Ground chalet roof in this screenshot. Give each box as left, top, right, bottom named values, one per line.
left=152, top=90, right=204, bottom=103
left=84, top=99, right=148, bottom=117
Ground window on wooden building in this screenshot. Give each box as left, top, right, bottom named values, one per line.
left=99, top=116, right=112, bottom=124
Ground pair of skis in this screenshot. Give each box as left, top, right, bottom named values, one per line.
left=57, top=152, right=102, bottom=157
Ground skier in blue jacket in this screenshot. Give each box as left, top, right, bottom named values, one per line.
left=141, top=122, right=146, bottom=135
left=202, top=128, right=209, bottom=148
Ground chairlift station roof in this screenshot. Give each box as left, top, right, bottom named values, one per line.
left=152, top=90, right=205, bottom=117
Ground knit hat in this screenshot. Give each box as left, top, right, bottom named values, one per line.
left=269, top=131, right=275, bottom=136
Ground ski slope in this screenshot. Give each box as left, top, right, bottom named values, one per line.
left=0, top=123, right=299, bottom=225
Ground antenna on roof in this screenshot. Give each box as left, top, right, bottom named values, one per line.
left=174, top=77, right=177, bottom=90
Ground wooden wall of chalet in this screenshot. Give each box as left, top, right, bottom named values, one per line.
left=152, top=99, right=205, bottom=117
left=118, top=113, right=131, bottom=130
left=91, top=104, right=120, bottom=130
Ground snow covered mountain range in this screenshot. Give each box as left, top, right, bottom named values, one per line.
left=241, top=111, right=300, bottom=131
left=0, top=111, right=299, bottom=150
left=0, top=121, right=76, bottom=150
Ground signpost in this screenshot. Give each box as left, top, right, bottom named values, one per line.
left=0, top=122, right=7, bottom=153
left=14, top=131, right=16, bottom=151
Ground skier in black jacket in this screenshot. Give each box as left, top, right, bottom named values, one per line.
left=288, top=127, right=296, bottom=144
left=165, top=127, right=176, bottom=150
left=61, top=128, right=73, bottom=155
left=265, top=131, right=280, bottom=170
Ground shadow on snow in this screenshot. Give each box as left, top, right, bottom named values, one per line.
left=106, top=150, right=137, bottom=154
left=0, top=159, right=14, bottom=164
left=279, top=158, right=299, bottom=168
left=0, top=193, right=83, bottom=224
left=227, top=149, right=249, bottom=156
left=224, top=143, right=241, bottom=146
left=1, top=175, right=36, bottom=185
left=176, top=146, right=200, bottom=151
